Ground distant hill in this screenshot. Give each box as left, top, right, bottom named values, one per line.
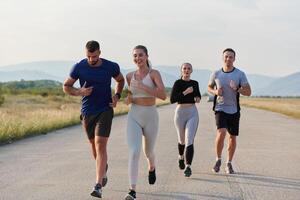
left=0, top=70, right=62, bottom=82
left=255, top=72, right=300, bottom=96
left=247, top=74, right=277, bottom=94
left=0, top=61, right=299, bottom=96
left=0, top=61, right=74, bottom=77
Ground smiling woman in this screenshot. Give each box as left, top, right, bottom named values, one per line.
left=124, top=45, right=167, bottom=200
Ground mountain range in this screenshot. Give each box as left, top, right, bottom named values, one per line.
left=0, top=61, right=299, bottom=96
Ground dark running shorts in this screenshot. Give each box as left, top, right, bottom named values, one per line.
left=81, top=108, right=114, bottom=139
left=215, top=111, right=240, bottom=136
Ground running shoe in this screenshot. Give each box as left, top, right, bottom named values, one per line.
left=148, top=169, right=156, bottom=184
left=178, top=158, right=185, bottom=170
left=212, top=159, right=221, bottom=173
left=184, top=166, right=192, bottom=177
left=125, top=189, right=136, bottom=200
left=225, top=162, right=235, bottom=174
left=90, top=183, right=102, bottom=198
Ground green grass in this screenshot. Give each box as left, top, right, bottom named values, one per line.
left=241, top=97, right=300, bottom=120
left=0, top=94, right=170, bottom=144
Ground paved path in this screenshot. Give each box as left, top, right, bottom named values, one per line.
left=0, top=102, right=300, bottom=200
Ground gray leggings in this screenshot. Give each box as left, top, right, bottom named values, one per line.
left=174, top=105, right=199, bottom=146
left=127, top=104, right=159, bottom=186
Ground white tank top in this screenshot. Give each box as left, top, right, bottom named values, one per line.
left=130, top=70, right=156, bottom=98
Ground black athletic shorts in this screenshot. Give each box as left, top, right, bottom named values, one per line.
left=215, top=111, right=240, bottom=136
left=81, top=108, right=114, bottom=139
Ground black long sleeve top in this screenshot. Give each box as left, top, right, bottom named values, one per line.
left=170, top=79, right=201, bottom=104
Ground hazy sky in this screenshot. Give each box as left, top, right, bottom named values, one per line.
left=0, top=0, right=299, bottom=76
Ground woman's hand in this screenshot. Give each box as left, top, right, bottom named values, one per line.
left=130, top=79, right=145, bottom=90
left=183, top=86, right=193, bottom=96
left=125, top=90, right=133, bottom=105
left=195, top=96, right=201, bottom=103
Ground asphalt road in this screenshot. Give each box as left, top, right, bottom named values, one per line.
left=0, top=102, right=299, bottom=200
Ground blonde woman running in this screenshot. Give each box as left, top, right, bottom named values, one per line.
left=170, top=63, right=201, bottom=177
left=124, top=45, right=166, bottom=200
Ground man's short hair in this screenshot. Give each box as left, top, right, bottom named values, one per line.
left=223, top=48, right=236, bottom=57
left=86, top=40, right=100, bottom=52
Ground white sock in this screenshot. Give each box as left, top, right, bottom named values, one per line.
left=216, top=157, right=221, bottom=161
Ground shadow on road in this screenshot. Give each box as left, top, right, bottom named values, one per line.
left=130, top=191, right=235, bottom=200
left=192, top=172, right=300, bottom=191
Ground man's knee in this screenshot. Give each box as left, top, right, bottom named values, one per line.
left=217, top=128, right=227, bottom=134
left=95, top=137, right=108, bottom=151
left=228, top=135, right=236, bottom=142
left=216, top=128, right=226, bottom=140
left=89, top=138, right=95, bottom=145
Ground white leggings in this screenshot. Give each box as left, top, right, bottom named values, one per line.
left=174, top=105, right=199, bottom=146
left=127, top=104, right=159, bottom=186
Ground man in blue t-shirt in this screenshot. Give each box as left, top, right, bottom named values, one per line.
left=208, top=48, right=251, bottom=174
left=63, top=40, right=124, bottom=198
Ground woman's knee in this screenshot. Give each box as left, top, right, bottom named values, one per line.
left=129, top=148, right=141, bottom=160
left=144, top=150, right=155, bottom=161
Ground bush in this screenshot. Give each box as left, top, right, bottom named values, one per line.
left=0, top=85, right=4, bottom=106
left=0, top=95, right=4, bottom=106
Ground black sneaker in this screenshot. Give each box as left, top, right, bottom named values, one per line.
left=148, top=169, right=156, bottom=184
left=102, top=163, right=108, bottom=187
left=178, top=158, right=185, bottom=170
left=225, top=162, right=235, bottom=174
left=125, top=189, right=136, bottom=200
left=184, top=166, right=192, bottom=177
left=90, top=183, right=102, bottom=198
left=212, top=159, right=221, bottom=173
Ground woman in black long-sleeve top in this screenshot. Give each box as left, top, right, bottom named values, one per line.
left=170, top=63, right=201, bottom=177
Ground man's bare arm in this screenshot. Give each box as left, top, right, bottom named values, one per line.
left=238, top=84, right=251, bottom=96
left=113, top=73, right=125, bottom=96
left=63, top=77, right=93, bottom=96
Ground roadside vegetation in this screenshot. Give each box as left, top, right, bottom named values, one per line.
left=0, top=86, right=4, bottom=106
left=240, top=97, right=300, bottom=120
left=2, top=80, right=298, bottom=145
left=0, top=80, right=169, bottom=144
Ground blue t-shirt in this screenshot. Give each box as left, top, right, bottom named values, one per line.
left=69, top=58, right=120, bottom=116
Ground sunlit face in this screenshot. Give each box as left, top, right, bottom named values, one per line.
left=86, top=50, right=100, bottom=66
left=133, top=48, right=148, bottom=67
left=181, top=63, right=193, bottom=77
left=223, top=51, right=235, bottom=67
